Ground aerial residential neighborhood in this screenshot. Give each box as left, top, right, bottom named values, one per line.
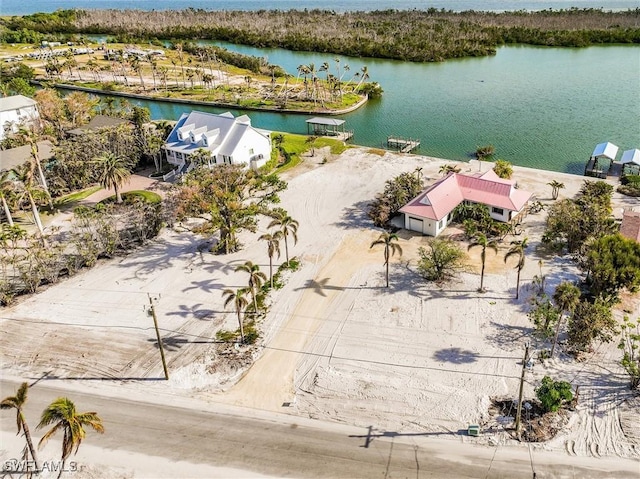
left=1, top=4, right=639, bottom=479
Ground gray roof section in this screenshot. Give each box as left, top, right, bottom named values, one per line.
left=67, top=115, right=130, bottom=135
left=0, top=95, right=37, bottom=113
left=0, top=141, right=54, bottom=172
left=306, top=117, right=345, bottom=126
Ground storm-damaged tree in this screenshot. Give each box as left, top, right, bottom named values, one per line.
left=175, top=164, right=287, bottom=254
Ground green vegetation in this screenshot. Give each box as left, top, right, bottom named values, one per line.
left=370, top=231, right=403, bottom=288
left=176, top=164, right=288, bottom=254
left=269, top=133, right=347, bottom=173
left=368, top=168, right=424, bottom=228
left=417, top=238, right=466, bottom=283
left=5, top=9, right=638, bottom=63
left=54, top=186, right=101, bottom=207
left=618, top=316, right=640, bottom=390
left=492, top=159, right=513, bottom=179
left=535, top=376, right=573, bottom=413
left=2, top=382, right=104, bottom=478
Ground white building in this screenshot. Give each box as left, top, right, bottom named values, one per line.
left=0, top=95, right=40, bottom=141
left=164, top=111, right=271, bottom=174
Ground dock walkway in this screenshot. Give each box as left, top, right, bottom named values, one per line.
left=387, top=136, right=420, bottom=153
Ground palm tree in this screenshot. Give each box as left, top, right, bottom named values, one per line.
left=475, top=144, right=495, bottom=171
left=268, top=214, right=299, bottom=265
left=548, top=180, right=565, bottom=200
left=1, top=382, right=40, bottom=473
left=355, top=65, right=369, bottom=91
left=235, top=261, right=266, bottom=314
left=468, top=233, right=498, bottom=292
left=551, top=281, right=581, bottom=358
left=504, top=237, right=528, bottom=300
left=222, top=288, right=249, bottom=343
left=0, top=170, right=16, bottom=227
left=15, top=127, right=50, bottom=196
left=95, top=152, right=131, bottom=204
left=370, top=231, right=403, bottom=288
left=38, top=397, right=104, bottom=479
left=12, top=164, right=49, bottom=242
left=439, top=164, right=461, bottom=176
left=259, top=231, right=282, bottom=288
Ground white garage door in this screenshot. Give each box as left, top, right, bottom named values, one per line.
left=409, top=217, right=423, bottom=233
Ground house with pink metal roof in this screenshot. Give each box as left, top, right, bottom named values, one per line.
left=399, top=170, right=532, bottom=237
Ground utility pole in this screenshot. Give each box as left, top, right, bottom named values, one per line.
left=148, top=293, right=169, bottom=380
left=514, top=342, right=530, bottom=439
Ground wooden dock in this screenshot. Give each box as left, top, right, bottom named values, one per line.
left=387, top=136, right=420, bottom=153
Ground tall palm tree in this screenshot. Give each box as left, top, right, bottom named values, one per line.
left=468, top=233, right=498, bottom=292
left=235, top=261, right=266, bottom=314
left=1, top=382, right=40, bottom=472
left=259, top=231, right=282, bottom=288
left=0, top=170, right=16, bottom=227
left=12, top=164, right=49, bottom=242
left=355, top=65, right=369, bottom=91
left=95, top=152, right=131, bottom=204
left=15, top=127, right=50, bottom=195
left=222, top=288, right=249, bottom=343
left=37, top=397, right=104, bottom=479
left=548, top=180, right=565, bottom=200
left=551, top=281, right=581, bottom=358
left=370, top=231, right=403, bottom=288
left=268, top=214, right=299, bottom=265
left=504, top=237, right=528, bottom=300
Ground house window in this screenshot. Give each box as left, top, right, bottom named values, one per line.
left=249, top=148, right=254, bottom=155
left=492, top=207, right=504, bottom=216
left=438, top=219, right=444, bottom=229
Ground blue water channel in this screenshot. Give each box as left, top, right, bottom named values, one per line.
left=122, top=42, right=639, bottom=174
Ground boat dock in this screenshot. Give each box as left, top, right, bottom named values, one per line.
left=387, top=136, right=420, bottom=153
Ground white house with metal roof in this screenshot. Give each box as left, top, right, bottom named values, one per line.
left=0, top=95, right=40, bottom=141
left=163, top=111, right=271, bottom=174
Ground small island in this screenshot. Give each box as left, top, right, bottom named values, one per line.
left=1, top=38, right=380, bottom=115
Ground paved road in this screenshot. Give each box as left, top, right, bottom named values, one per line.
left=0, top=379, right=637, bottom=479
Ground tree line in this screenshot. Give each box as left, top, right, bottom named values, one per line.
left=3, top=8, right=638, bottom=62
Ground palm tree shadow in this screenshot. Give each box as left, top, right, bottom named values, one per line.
left=148, top=333, right=219, bottom=351
left=294, top=277, right=351, bottom=296
left=164, top=303, right=217, bottom=319
left=433, top=347, right=479, bottom=364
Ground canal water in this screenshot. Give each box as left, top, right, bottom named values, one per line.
left=126, top=43, right=639, bottom=174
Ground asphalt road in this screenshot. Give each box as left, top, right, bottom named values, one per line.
left=0, top=379, right=637, bottom=479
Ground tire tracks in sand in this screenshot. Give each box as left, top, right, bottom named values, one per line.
left=217, top=230, right=383, bottom=411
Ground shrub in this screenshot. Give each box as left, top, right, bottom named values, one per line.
left=493, top=159, right=513, bottom=179
left=535, top=376, right=573, bottom=413
left=417, top=238, right=466, bottom=282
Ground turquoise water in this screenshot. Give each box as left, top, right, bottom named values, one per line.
left=2, top=0, right=637, bottom=15
left=127, top=44, right=640, bottom=174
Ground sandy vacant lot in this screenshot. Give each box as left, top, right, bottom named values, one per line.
left=1, top=147, right=639, bottom=473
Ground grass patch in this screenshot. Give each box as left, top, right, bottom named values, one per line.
left=270, top=132, right=348, bottom=173
left=54, top=186, right=101, bottom=207
left=99, top=190, right=162, bottom=205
